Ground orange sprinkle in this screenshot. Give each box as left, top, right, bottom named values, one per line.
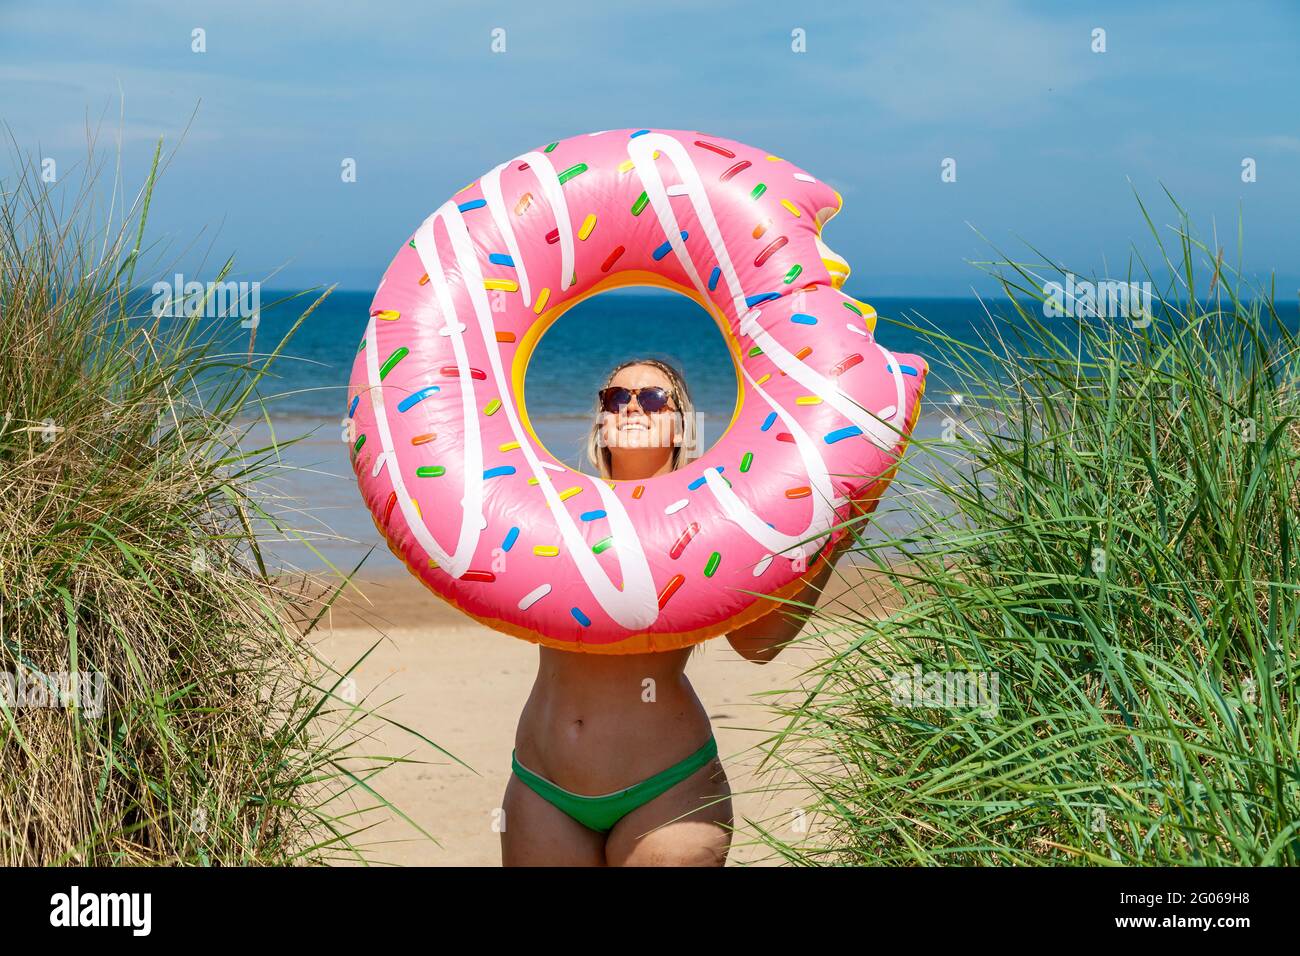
left=515, top=192, right=533, bottom=216
left=411, top=433, right=436, bottom=446
left=632, top=484, right=645, bottom=499
left=496, top=331, right=516, bottom=343
left=785, top=486, right=812, bottom=499
left=418, top=273, right=430, bottom=286
left=752, top=219, right=772, bottom=239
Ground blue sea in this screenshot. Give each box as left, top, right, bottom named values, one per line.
left=218, top=289, right=982, bottom=573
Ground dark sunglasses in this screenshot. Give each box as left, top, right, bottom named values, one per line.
left=598, top=385, right=674, bottom=414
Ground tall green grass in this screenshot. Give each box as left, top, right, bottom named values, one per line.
left=758, top=197, right=1299, bottom=865
left=0, top=139, right=433, bottom=864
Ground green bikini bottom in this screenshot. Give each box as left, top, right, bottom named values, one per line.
left=511, top=736, right=719, bottom=834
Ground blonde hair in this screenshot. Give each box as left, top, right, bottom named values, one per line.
left=585, top=358, right=699, bottom=479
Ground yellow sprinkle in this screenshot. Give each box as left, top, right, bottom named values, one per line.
left=756, top=373, right=772, bottom=386
left=428, top=557, right=439, bottom=569
left=578, top=214, right=597, bottom=240
left=527, top=477, right=539, bottom=486
left=558, top=486, right=582, bottom=501
left=534, top=545, right=560, bottom=557
left=484, top=278, right=519, bottom=292
left=411, top=497, right=422, bottom=518
left=779, top=199, right=801, bottom=218
left=618, top=159, right=635, bottom=173
left=652, top=150, right=660, bottom=159
left=484, top=398, right=501, bottom=416
left=533, top=287, right=551, bottom=314
left=796, top=396, right=823, bottom=406
left=765, top=155, right=783, bottom=162
left=499, top=440, right=521, bottom=452
left=374, top=309, right=401, bottom=321
left=455, top=180, right=477, bottom=194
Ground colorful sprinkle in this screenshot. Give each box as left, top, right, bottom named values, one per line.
left=462, top=569, right=496, bottom=583
left=664, top=498, right=689, bottom=515
left=632, top=484, right=645, bottom=499
left=484, top=278, right=518, bottom=292
left=748, top=346, right=763, bottom=357
left=887, top=363, right=920, bottom=376
left=658, top=574, right=686, bottom=608
left=534, top=545, right=560, bottom=557
left=791, top=313, right=818, bottom=325
left=652, top=231, right=688, bottom=261
left=746, top=291, right=780, bottom=307
left=518, top=583, right=551, bottom=610
left=824, top=425, right=864, bottom=444
left=411, top=433, right=436, bottom=446
left=777, top=432, right=795, bottom=443
left=831, top=353, right=864, bottom=376
left=372, top=309, right=401, bottom=321
left=669, top=522, right=701, bottom=560
left=688, top=467, right=724, bottom=491
left=703, top=552, right=721, bottom=578
left=740, top=451, right=753, bottom=472
left=783, top=264, right=803, bottom=284
left=761, top=412, right=778, bottom=431
left=630, top=129, right=651, bottom=138
left=484, top=398, right=502, bottom=416
left=580, top=510, right=607, bottom=522
left=780, top=199, right=801, bottom=218
left=708, top=266, right=721, bottom=291
left=351, top=432, right=365, bottom=452
left=720, top=160, right=751, bottom=183
left=534, top=288, right=551, bottom=313
left=557, top=163, right=588, bottom=185
left=383, top=491, right=397, bottom=524
left=592, top=536, right=613, bottom=555
left=786, top=486, right=812, bottom=499
left=600, top=246, right=626, bottom=272
left=484, top=465, right=516, bottom=479
left=694, top=140, right=735, bottom=158
left=755, top=373, right=772, bottom=386
left=457, top=199, right=486, bottom=212
left=753, top=219, right=771, bottom=239
left=379, top=347, right=409, bottom=380
left=348, top=395, right=359, bottom=417
left=558, top=486, right=582, bottom=501
left=842, top=300, right=864, bottom=316
left=754, top=235, right=786, bottom=266
left=570, top=607, right=591, bottom=627
left=796, top=396, right=823, bottom=405
left=488, top=253, right=515, bottom=267
left=578, top=214, right=597, bottom=240
left=631, top=192, right=649, bottom=216
left=416, top=465, right=445, bottom=478
left=499, top=441, right=520, bottom=452
left=441, top=366, right=486, bottom=380
left=502, top=527, right=520, bottom=551
left=514, top=193, right=532, bottom=216
left=496, top=331, right=516, bottom=343
left=397, top=385, right=439, bottom=412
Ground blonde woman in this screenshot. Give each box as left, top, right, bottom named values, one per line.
left=500, top=358, right=851, bottom=866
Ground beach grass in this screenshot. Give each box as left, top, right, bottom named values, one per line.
left=0, top=138, right=434, bottom=865
left=755, top=195, right=1299, bottom=865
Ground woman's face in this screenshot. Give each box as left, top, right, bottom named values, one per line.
left=599, top=364, right=679, bottom=454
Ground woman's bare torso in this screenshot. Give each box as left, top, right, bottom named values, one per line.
left=513, top=646, right=714, bottom=794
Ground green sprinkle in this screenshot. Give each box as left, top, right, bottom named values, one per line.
left=408, top=239, right=416, bottom=249
left=750, top=183, right=767, bottom=200
left=557, top=162, right=588, bottom=185
left=484, top=398, right=501, bottom=416
left=416, top=465, right=446, bottom=478
left=592, top=536, right=613, bottom=554
left=353, top=434, right=366, bottom=454
left=631, top=192, right=649, bottom=216
left=740, top=451, right=753, bottom=473
left=783, top=264, right=803, bottom=284
left=357, top=338, right=366, bottom=353
left=544, top=141, right=558, bottom=153
left=704, top=552, right=721, bottom=577
left=748, top=346, right=763, bottom=357
left=379, top=346, right=409, bottom=380
left=842, top=300, right=863, bottom=317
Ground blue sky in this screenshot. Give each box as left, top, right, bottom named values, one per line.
left=1, top=0, right=1297, bottom=295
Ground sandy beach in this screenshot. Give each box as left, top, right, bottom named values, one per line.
left=301, top=559, right=900, bottom=866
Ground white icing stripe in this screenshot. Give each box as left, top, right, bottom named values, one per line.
left=480, top=163, right=533, bottom=308
left=514, top=150, right=577, bottom=292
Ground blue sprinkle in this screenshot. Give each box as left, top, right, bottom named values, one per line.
left=580, top=510, right=607, bottom=522
left=571, top=607, right=591, bottom=627
left=824, top=425, right=864, bottom=444
left=760, top=411, right=777, bottom=432
left=629, top=129, right=651, bottom=138
left=457, top=199, right=486, bottom=212
left=708, top=266, right=721, bottom=291
left=688, top=467, right=724, bottom=491
left=886, top=363, right=919, bottom=376
left=502, top=527, right=519, bottom=551
left=483, top=465, right=517, bottom=479
left=746, top=291, right=780, bottom=307
left=397, top=386, right=440, bottom=412
left=489, top=253, right=515, bottom=267
left=347, top=395, right=359, bottom=418
left=652, top=231, right=689, bottom=261
left=791, top=313, right=818, bottom=325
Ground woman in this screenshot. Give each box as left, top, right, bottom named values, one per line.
left=500, top=358, right=853, bottom=866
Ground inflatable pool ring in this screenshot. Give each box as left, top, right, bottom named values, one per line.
left=347, top=128, right=926, bottom=653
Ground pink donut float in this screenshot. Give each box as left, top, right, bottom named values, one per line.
left=346, top=128, right=926, bottom=653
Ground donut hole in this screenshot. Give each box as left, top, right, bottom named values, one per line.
left=523, top=287, right=738, bottom=476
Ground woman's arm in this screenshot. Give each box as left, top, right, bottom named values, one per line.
left=724, top=535, right=847, bottom=664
